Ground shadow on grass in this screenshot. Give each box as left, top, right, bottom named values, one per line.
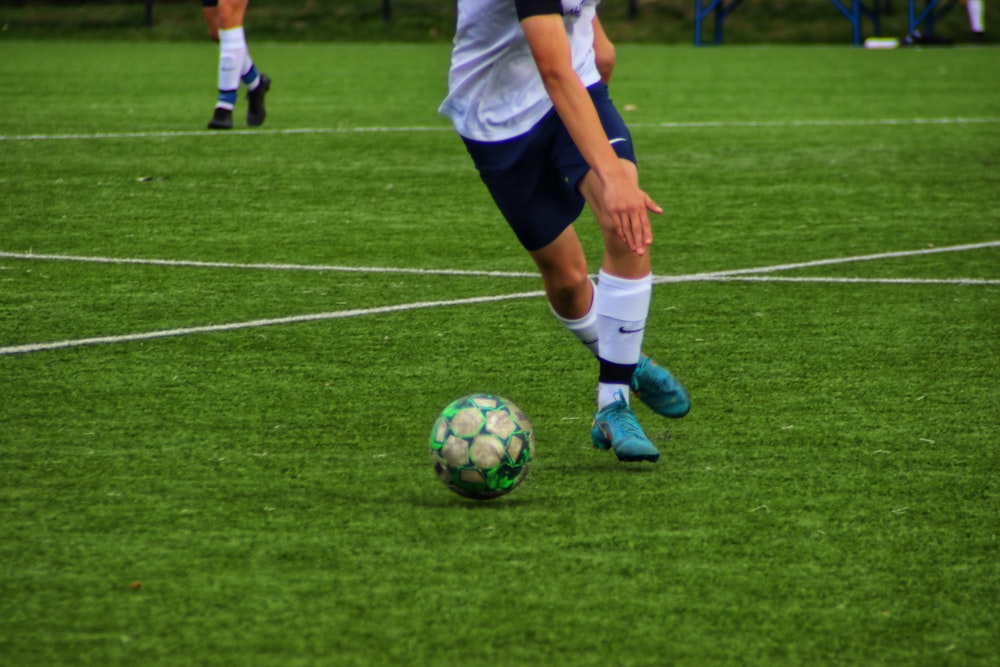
left=408, top=492, right=537, bottom=509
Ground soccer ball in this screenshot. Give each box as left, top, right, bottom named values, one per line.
left=429, top=393, right=535, bottom=500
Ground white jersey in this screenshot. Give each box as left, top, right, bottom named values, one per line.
left=438, top=0, right=601, bottom=143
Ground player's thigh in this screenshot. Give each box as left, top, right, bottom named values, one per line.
left=462, top=123, right=584, bottom=253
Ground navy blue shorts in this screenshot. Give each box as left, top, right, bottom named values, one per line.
left=462, top=83, right=636, bottom=252
left=202, top=0, right=217, bottom=7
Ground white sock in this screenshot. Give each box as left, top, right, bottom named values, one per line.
left=218, top=27, right=247, bottom=99
left=594, top=270, right=652, bottom=409
left=550, top=278, right=600, bottom=357
left=967, top=0, right=985, bottom=33
left=241, top=57, right=261, bottom=90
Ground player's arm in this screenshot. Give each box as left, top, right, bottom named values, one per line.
left=517, top=1, right=659, bottom=254
left=592, top=15, right=615, bottom=84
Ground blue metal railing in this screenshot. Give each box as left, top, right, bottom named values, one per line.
left=908, top=0, right=960, bottom=37
left=695, top=0, right=882, bottom=46
left=695, top=0, right=958, bottom=45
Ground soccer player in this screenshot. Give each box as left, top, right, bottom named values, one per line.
left=202, top=0, right=270, bottom=130
left=439, top=0, right=690, bottom=463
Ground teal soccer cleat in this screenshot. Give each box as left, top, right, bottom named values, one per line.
left=631, top=355, right=690, bottom=418
left=591, top=391, right=660, bottom=463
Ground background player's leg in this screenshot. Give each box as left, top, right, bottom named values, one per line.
left=202, top=6, right=219, bottom=42
left=208, top=0, right=269, bottom=129
left=967, top=0, right=986, bottom=40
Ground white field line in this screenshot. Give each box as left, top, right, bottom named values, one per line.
left=0, top=126, right=451, bottom=142
left=700, top=276, right=1000, bottom=285
left=0, top=291, right=547, bottom=356
left=4, top=240, right=998, bottom=282
left=1, top=240, right=997, bottom=356
left=633, top=117, right=1000, bottom=130
left=652, top=240, right=1000, bottom=283
left=0, top=251, right=537, bottom=278
left=1, top=117, right=997, bottom=142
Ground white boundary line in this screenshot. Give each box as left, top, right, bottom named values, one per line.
left=634, top=117, right=1000, bottom=130
left=0, top=251, right=537, bottom=278
left=0, top=126, right=451, bottom=142
left=652, top=240, right=1000, bottom=283
left=699, top=276, right=1000, bottom=285
left=1, top=240, right=997, bottom=356
left=4, top=241, right=998, bottom=281
left=1, top=117, right=997, bottom=142
left=0, top=291, right=547, bottom=356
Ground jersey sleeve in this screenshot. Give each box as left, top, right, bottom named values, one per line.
left=515, top=0, right=563, bottom=21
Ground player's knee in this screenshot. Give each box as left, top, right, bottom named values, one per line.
left=546, top=268, right=591, bottom=313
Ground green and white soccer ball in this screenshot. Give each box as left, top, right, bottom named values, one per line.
left=429, top=393, right=535, bottom=500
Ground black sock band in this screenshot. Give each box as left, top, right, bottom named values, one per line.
left=599, top=359, right=636, bottom=385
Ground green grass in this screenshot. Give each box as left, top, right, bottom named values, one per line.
left=1, top=41, right=999, bottom=666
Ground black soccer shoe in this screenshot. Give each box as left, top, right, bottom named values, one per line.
left=207, top=107, right=233, bottom=130
left=246, top=74, right=271, bottom=127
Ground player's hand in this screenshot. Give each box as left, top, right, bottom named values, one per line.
left=603, top=177, right=662, bottom=256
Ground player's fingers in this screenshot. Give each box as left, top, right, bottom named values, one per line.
left=645, top=193, right=663, bottom=216
left=625, top=211, right=648, bottom=255
left=618, top=211, right=636, bottom=250
left=638, top=213, right=653, bottom=249
left=635, top=214, right=651, bottom=255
